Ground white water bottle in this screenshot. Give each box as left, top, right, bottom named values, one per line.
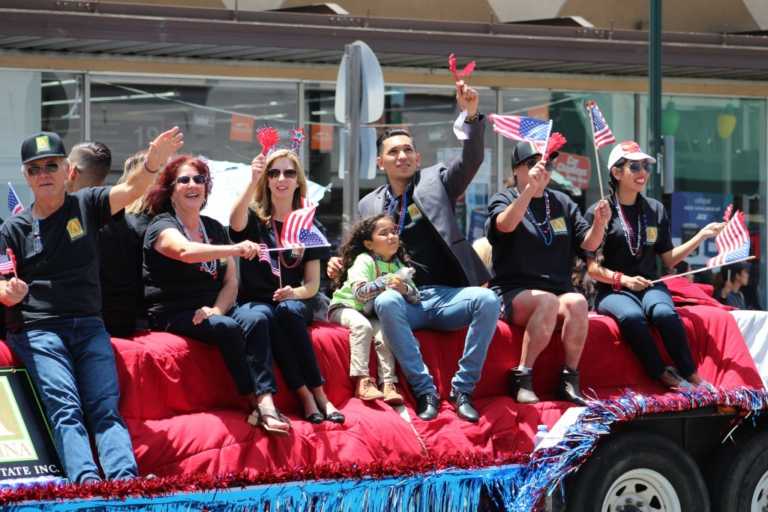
left=533, top=424, right=549, bottom=449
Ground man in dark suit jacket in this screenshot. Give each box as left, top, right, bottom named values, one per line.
left=332, top=82, right=500, bottom=423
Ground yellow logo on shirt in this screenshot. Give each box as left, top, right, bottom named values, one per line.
left=550, top=217, right=567, bottom=234
left=646, top=226, right=658, bottom=244
left=407, top=203, right=422, bottom=221
left=35, top=136, right=51, bottom=153
left=66, top=218, right=85, bottom=241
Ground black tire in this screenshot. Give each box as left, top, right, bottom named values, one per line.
left=708, top=429, right=768, bottom=512
left=564, top=431, right=710, bottom=512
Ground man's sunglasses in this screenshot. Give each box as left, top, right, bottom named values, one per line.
left=626, top=161, right=650, bottom=173
left=25, top=163, right=61, bottom=176
left=175, top=174, right=208, bottom=185
left=267, top=168, right=298, bottom=179
left=523, top=158, right=554, bottom=172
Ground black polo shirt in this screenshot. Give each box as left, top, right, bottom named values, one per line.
left=0, top=188, right=113, bottom=332
left=486, top=187, right=590, bottom=295
left=229, top=209, right=330, bottom=304
left=585, top=195, right=673, bottom=293
left=143, top=213, right=230, bottom=320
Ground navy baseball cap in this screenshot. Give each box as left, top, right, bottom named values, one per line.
left=21, top=132, right=67, bottom=164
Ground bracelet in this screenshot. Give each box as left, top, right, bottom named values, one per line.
left=612, top=272, right=623, bottom=291
left=144, top=162, right=160, bottom=174
left=465, top=112, right=479, bottom=124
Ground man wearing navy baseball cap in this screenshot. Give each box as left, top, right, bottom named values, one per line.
left=0, top=128, right=183, bottom=484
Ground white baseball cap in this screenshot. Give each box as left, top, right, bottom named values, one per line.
left=607, top=140, right=656, bottom=170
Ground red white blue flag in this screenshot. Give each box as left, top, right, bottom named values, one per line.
left=258, top=243, right=281, bottom=277
left=488, top=114, right=553, bottom=154
left=707, top=210, right=750, bottom=268
left=586, top=101, right=616, bottom=149
left=7, top=183, right=24, bottom=215
left=282, top=205, right=328, bottom=248
left=0, top=249, right=16, bottom=276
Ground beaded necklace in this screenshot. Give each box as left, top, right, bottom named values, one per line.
left=176, top=215, right=218, bottom=279
left=518, top=188, right=553, bottom=247
left=614, top=194, right=646, bottom=258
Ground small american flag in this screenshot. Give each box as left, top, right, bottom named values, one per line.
left=586, top=101, right=616, bottom=149
left=258, top=243, right=281, bottom=277
left=488, top=114, right=553, bottom=153
left=282, top=205, right=317, bottom=247
left=707, top=210, right=750, bottom=268
left=297, top=224, right=329, bottom=248
left=0, top=249, right=16, bottom=276
left=7, top=183, right=24, bottom=215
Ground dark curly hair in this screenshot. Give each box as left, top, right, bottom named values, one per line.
left=334, top=214, right=412, bottom=290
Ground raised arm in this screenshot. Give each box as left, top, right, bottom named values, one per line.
left=493, top=162, right=546, bottom=233
left=109, top=127, right=184, bottom=215
left=442, top=81, right=485, bottom=200
left=153, top=227, right=259, bottom=264
left=230, top=154, right=265, bottom=233
left=580, top=199, right=611, bottom=252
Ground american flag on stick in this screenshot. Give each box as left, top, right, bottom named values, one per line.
left=586, top=101, right=616, bottom=149
left=258, top=243, right=281, bottom=277
left=282, top=205, right=317, bottom=247
left=707, top=209, right=750, bottom=268
left=7, top=183, right=24, bottom=215
left=0, top=248, right=17, bottom=276
left=488, top=114, right=553, bottom=154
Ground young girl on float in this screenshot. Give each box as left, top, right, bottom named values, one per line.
left=329, top=214, right=417, bottom=404
left=585, top=141, right=723, bottom=389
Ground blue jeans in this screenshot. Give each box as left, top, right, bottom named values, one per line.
left=374, top=286, right=500, bottom=397
left=7, top=317, right=138, bottom=484
left=596, top=284, right=695, bottom=379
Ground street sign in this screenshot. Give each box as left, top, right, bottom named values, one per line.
left=334, top=41, right=384, bottom=124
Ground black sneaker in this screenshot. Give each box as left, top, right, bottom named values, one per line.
left=449, top=390, right=479, bottom=423
left=416, top=393, right=439, bottom=421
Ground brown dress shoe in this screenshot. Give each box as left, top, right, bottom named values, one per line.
left=356, top=377, right=385, bottom=401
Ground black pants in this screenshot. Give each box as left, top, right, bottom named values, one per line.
left=160, top=304, right=277, bottom=396
left=596, top=284, right=696, bottom=379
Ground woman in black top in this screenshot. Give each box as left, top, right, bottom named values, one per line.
left=229, top=149, right=343, bottom=425
left=143, top=155, right=291, bottom=435
left=585, top=141, right=723, bottom=389
left=486, top=140, right=610, bottom=405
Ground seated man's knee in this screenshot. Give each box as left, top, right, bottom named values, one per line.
left=473, top=287, right=501, bottom=315
left=561, top=294, right=588, bottom=317
left=537, top=293, right=560, bottom=318
left=374, top=289, right=406, bottom=314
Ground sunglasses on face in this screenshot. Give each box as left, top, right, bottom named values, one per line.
left=626, top=161, right=650, bottom=173
left=267, top=168, right=298, bottom=180
left=25, top=163, right=61, bottom=176
left=175, top=174, right=207, bottom=185
left=523, top=158, right=553, bottom=172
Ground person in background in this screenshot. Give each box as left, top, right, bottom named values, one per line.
left=66, top=141, right=112, bottom=192
left=716, top=262, right=750, bottom=309
left=0, top=128, right=182, bottom=484
left=674, top=260, right=694, bottom=283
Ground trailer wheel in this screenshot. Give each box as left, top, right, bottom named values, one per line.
left=709, top=430, right=768, bottom=512
left=565, top=431, right=709, bottom=512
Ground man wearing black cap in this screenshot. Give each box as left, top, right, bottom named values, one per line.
left=0, top=128, right=183, bottom=484
left=486, top=141, right=609, bottom=405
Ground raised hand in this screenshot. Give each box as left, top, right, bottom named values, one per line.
left=251, top=154, right=266, bottom=183
left=698, top=222, right=725, bottom=240
left=455, top=80, right=479, bottom=117
left=146, top=127, right=184, bottom=172
left=593, top=199, right=612, bottom=228
left=527, top=161, right=547, bottom=194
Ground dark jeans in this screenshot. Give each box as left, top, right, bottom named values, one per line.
left=7, top=317, right=138, bottom=484
left=242, top=299, right=324, bottom=391
left=596, top=284, right=695, bottom=379
left=161, top=303, right=277, bottom=396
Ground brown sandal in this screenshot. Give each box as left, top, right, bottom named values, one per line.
left=250, top=406, right=291, bottom=436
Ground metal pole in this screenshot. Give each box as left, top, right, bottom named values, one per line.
left=649, top=0, right=663, bottom=199
left=342, top=43, right=362, bottom=232
left=81, top=73, right=91, bottom=142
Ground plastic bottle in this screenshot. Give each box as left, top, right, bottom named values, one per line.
left=533, top=424, right=549, bottom=449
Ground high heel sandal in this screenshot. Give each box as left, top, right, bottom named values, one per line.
left=250, top=405, right=291, bottom=436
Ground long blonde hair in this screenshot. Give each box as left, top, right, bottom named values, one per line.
left=252, top=149, right=308, bottom=223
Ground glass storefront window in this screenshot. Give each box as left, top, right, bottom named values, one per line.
left=89, top=76, right=298, bottom=183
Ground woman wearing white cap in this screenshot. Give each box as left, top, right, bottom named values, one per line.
left=585, top=141, right=723, bottom=389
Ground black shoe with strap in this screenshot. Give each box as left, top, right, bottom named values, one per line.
left=557, top=366, right=588, bottom=406
left=416, top=393, right=439, bottom=421
left=449, top=389, right=479, bottom=423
